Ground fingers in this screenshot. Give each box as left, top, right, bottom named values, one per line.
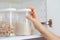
left=28, top=7, right=36, bottom=14
left=26, top=7, right=39, bottom=22
left=26, top=15, right=34, bottom=22
left=28, top=7, right=38, bottom=18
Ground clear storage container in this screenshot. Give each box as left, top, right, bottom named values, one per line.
left=15, top=9, right=32, bottom=36
left=0, top=8, right=16, bottom=37
left=0, top=8, right=32, bottom=37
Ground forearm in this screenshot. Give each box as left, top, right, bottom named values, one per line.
left=33, top=21, right=60, bottom=40
left=26, top=7, right=60, bottom=40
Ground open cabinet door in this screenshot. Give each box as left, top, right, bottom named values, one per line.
left=47, top=0, right=60, bottom=36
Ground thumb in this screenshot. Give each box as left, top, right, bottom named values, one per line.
left=26, top=15, right=34, bottom=22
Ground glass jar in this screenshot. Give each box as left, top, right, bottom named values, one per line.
left=0, top=8, right=16, bottom=37
left=14, top=9, right=32, bottom=36
left=0, top=8, right=32, bottom=36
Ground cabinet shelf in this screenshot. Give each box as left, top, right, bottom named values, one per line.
left=0, top=35, right=41, bottom=40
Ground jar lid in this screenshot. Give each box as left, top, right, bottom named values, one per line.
left=0, top=8, right=16, bottom=11
left=0, top=8, right=31, bottom=12
left=17, top=8, right=31, bottom=12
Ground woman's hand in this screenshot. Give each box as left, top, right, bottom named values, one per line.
left=26, top=7, right=41, bottom=30
left=26, top=7, right=40, bottom=23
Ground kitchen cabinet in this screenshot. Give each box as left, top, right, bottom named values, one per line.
left=0, top=0, right=47, bottom=40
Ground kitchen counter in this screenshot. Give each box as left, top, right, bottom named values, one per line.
left=0, top=35, right=46, bottom=40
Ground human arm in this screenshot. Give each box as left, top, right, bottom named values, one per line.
left=26, top=7, right=60, bottom=40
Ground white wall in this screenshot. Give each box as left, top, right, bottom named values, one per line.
left=47, top=0, right=60, bottom=36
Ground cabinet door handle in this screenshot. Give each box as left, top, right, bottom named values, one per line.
left=41, top=19, right=52, bottom=27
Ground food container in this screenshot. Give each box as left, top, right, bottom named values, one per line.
left=15, top=9, right=32, bottom=36
left=0, top=8, right=32, bottom=36
left=0, top=8, right=16, bottom=37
